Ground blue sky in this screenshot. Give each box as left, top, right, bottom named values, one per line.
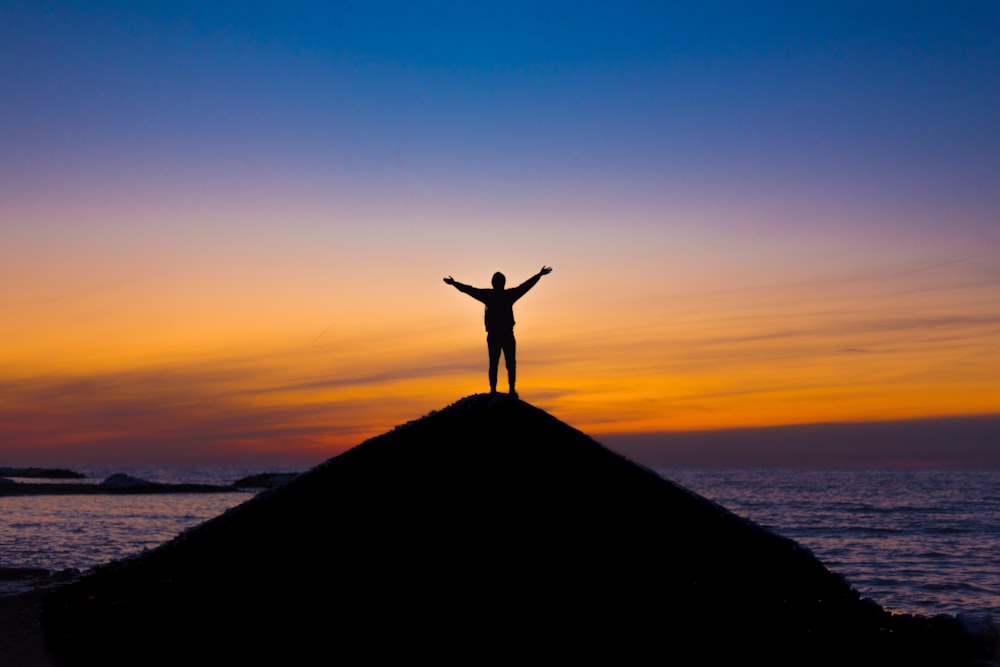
left=8, top=1, right=997, bottom=208
left=2, top=1, right=998, bottom=465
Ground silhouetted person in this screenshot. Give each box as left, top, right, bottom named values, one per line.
left=444, top=266, right=552, bottom=397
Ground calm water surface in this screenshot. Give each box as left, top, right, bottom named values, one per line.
left=662, top=468, right=1000, bottom=618
left=0, top=466, right=291, bottom=584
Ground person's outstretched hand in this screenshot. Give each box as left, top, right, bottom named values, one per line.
left=443, top=276, right=455, bottom=285
left=539, top=266, right=552, bottom=276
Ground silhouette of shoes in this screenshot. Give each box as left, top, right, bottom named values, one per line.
left=509, top=391, right=518, bottom=399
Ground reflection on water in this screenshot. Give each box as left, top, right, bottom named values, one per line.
left=1, top=492, right=254, bottom=572
left=662, top=468, right=1000, bottom=617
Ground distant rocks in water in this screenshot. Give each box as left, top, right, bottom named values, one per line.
left=0, top=467, right=85, bottom=480
left=0, top=466, right=87, bottom=491
left=99, top=473, right=151, bottom=487
left=94, top=471, right=304, bottom=491
left=0, top=473, right=241, bottom=496
left=231, top=472, right=299, bottom=489
left=0, top=469, right=301, bottom=495
left=42, top=394, right=993, bottom=667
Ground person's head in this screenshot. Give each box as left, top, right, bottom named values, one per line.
left=492, top=272, right=506, bottom=289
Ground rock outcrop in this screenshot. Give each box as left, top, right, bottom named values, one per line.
left=0, top=468, right=84, bottom=480
left=42, top=395, right=984, bottom=666
left=0, top=474, right=240, bottom=496
left=231, top=471, right=300, bottom=489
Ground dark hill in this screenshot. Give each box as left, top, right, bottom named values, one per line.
left=43, top=395, right=983, bottom=666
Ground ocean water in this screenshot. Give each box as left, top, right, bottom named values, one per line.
left=662, top=467, right=1000, bottom=619
left=2, top=465, right=998, bottom=620
left=0, top=465, right=296, bottom=591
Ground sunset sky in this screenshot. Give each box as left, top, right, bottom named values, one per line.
left=3, top=1, right=999, bottom=466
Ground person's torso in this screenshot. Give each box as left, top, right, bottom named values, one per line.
left=483, top=291, right=516, bottom=331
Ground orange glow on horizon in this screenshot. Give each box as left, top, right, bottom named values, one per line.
left=3, top=209, right=999, bottom=465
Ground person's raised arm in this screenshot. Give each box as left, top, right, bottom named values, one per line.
left=509, top=266, right=552, bottom=301
left=443, top=275, right=487, bottom=301
left=443, top=275, right=471, bottom=291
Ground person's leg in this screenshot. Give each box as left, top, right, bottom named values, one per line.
left=503, top=332, right=517, bottom=396
left=487, top=333, right=501, bottom=393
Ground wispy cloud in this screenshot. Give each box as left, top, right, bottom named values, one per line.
left=0, top=345, right=483, bottom=465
